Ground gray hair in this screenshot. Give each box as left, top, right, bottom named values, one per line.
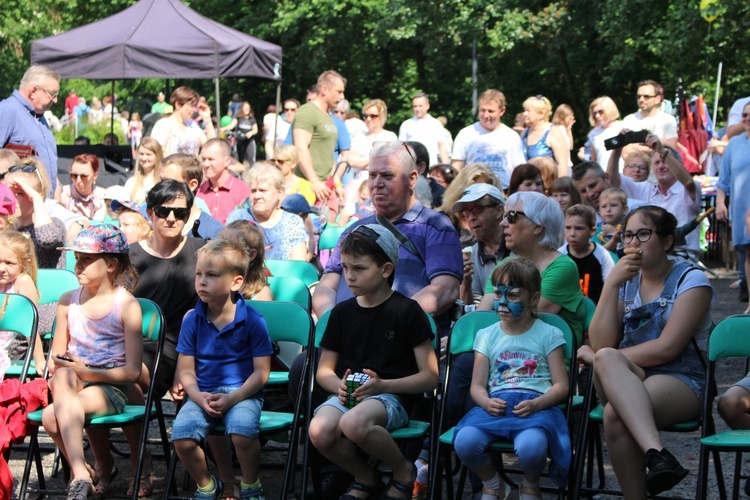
left=244, top=162, right=284, bottom=191
left=337, top=99, right=351, bottom=113
left=369, top=142, right=417, bottom=175
left=506, top=191, right=564, bottom=250
left=415, top=176, right=433, bottom=208
left=20, top=65, right=60, bottom=89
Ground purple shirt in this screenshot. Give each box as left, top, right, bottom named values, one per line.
left=324, top=201, right=463, bottom=331
left=196, top=173, right=251, bottom=224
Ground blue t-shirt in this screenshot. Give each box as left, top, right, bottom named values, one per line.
left=176, top=293, right=274, bottom=394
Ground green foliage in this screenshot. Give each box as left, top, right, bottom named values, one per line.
left=54, top=118, right=126, bottom=145
left=2, top=0, right=749, bottom=146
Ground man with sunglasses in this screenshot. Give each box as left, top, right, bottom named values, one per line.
left=263, top=100, right=297, bottom=159
left=452, top=183, right=509, bottom=306
left=621, top=79, right=678, bottom=150
left=0, top=65, right=60, bottom=197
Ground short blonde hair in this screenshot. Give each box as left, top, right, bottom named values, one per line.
left=245, top=162, right=284, bottom=191
left=528, top=156, right=558, bottom=192
left=588, top=96, right=620, bottom=127
left=362, top=99, right=388, bottom=125
left=523, top=96, right=552, bottom=120
left=273, top=144, right=299, bottom=164
left=8, top=156, right=52, bottom=196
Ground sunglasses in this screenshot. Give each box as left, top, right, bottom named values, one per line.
left=636, top=94, right=656, bottom=100
left=503, top=210, right=528, bottom=224
left=70, top=173, right=91, bottom=181
left=284, top=107, right=297, bottom=112
left=152, top=205, right=189, bottom=220
left=592, top=109, right=604, bottom=116
left=363, top=113, right=379, bottom=120
left=461, top=204, right=498, bottom=217
left=1, top=165, right=43, bottom=183
left=742, top=113, right=750, bottom=119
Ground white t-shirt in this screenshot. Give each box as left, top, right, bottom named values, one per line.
left=588, top=121, right=624, bottom=169
left=350, top=129, right=398, bottom=158
left=621, top=110, right=678, bottom=141
left=398, top=114, right=451, bottom=166
left=451, top=123, right=526, bottom=189
left=265, top=117, right=291, bottom=148
left=346, top=118, right=369, bottom=139
left=620, top=175, right=702, bottom=252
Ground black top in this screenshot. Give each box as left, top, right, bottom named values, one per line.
left=566, top=247, right=605, bottom=304
left=131, top=237, right=206, bottom=360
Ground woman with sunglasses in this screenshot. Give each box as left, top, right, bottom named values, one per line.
left=272, top=144, right=315, bottom=205
left=478, top=191, right=585, bottom=344
left=149, top=86, right=215, bottom=157
left=717, top=101, right=750, bottom=313
left=6, top=158, right=67, bottom=269
left=577, top=205, right=713, bottom=496
left=60, top=153, right=107, bottom=220
left=587, top=96, right=624, bottom=169
left=521, top=96, right=570, bottom=178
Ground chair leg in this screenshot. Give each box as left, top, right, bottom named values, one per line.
left=164, top=444, right=181, bottom=500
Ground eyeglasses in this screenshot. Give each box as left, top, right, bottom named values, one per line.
left=493, top=285, right=523, bottom=302
left=625, top=164, right=649, bottom=172
left=503, top=210, right=528, bottom=224
left=402, top=142, right=416, bottom=163
left=152, top=205, right=189, bottom=220
left=70, top=173, right=91, bottom=181
left=636, top=94, right=656, bottom=100
left=284, top=107, right=297, bottom=112
left=37, top=86, right=59, bottom=99
left=461, top=204, right=498, bottom=217
left=274, top=158, right=290, bottom=165
left=2, top=165, right=43, bottom=183
left=620, top=228, right=655, bottom=244
left=363, top=113, right=379, bottom=120
left=592, top=109, right=605, bottom=116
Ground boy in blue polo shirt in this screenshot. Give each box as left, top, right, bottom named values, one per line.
left=172, top=239, right=274, bottom=500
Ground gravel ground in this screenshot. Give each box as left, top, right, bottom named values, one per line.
left=7, top=271, right=749, bottom=499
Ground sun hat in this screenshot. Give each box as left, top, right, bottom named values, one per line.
left=452, top=183, right=505, bottom=213
left=110, top=199, right=151, bottom=221
left=351, top=224, right=399, bottom=266
left=103, top=185, right=130, bottom=202
left=0, top=185, right=17, bottom=216
left=58, top=224, right=129, bottom=254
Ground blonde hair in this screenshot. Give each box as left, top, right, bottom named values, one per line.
left=528, top=156, right=558, bottom=192
left=273, top=144, right=299, bottom=165
left=219, top=221, right=268, bottom=299
left=244, top=162, right=284, bottom=191
left=552, top=104, right=574, bottom=126
left=362, top=99, right=389, bottom=125
left=116, top=208, right=152, bottom=241
left=522, top=96, right=553, bottom=121
left=0, top=230, right=39, bottom=297
left=588, top=96, right=620, bottom=127
left=6, top=157, right=52, bottom=196
left=131, top=137, right=164, bottom=201
left=440, top=163, right=502, bottom=224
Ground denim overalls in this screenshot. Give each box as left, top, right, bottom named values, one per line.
left=619, top=262, right=707, bottom=399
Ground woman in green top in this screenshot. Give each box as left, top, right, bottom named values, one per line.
left=478, top=191, right=585, bottom=344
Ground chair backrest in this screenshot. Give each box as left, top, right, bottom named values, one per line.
left=267, top=276, right=312, bottom=311
left=65, top=250, right=76, bottom=273
left=265, top=259, right=320, bottom=288
left=137, top=298, right=164, bottom=342
left=249, top=300, right=314, bottom=348
left=0, top=293, right=39, bottom=383
left=37, top=268, right=80, bottom=305
left=582, top=296, right=596, bottom=336
left=318, top=225, right=348, bottom=252
left=708, top=315, right=750, bottom=362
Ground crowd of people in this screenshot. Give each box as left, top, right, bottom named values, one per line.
left=1, top=63, right=750, bottom=500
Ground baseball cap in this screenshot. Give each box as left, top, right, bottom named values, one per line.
left=58, top=224, right=129, bottom=254
left=280, top=194, right=312, bottom=215
left=452, top=184, right=505, bottom=213
left=0, top=185, right=17, bottom=216
left=351, top=224, right=399, bottom=266
left=110, top=199, right=151, bottom=221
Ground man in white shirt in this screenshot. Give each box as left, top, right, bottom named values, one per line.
left=451, top=89, right=526, bottom=189
left=621, top=79, right=678, bottom=148
left=398, top=92, right=451, bottom=166
left=264, top=99, right=298, bottom=160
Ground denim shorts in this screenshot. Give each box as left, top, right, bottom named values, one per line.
left=315, top=393, right=409, bottom=432
left=82, top=381, right=129, bottom=414
left=171, top=385, right=262, bottom=441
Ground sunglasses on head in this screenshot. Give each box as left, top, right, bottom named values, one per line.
left=152, top=205, right=189, bottom=220
left=0, top=165, right=41, bottom=182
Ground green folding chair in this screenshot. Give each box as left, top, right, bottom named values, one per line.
left=432, top=311, right=578, bottom=499
left=265, top=259, right=320, bottom=289
left=318, top=224, right=349, bottom=253
left=163, top=300, right=315, bottom=500
left=19, top=298, right=168, bottom=500
left=36, top=268, right=79, bottom=306
left=267, top=275, right=312, bottom=312
left=0, top=293, right=39, bottom=383
left=697, top=315, right=750, bottom=499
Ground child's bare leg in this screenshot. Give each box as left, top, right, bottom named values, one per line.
left=42, top=369, right=113, bottom=481
left=309, top=406, right=379, bottom=487
left=231, top=434, right=260, bottom=485
left=174, top=438, right=212, bottom=488
left=207, top=435, right=236, bottom=489
left=339, top=400, right=413, bottom=494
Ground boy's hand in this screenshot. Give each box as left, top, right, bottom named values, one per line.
left=170, top=382, right=185, bottom=401
left=198, top=392, right=222, bottom=417
left=355, top=369, right=382, bottom=399
left=207, top=392, right=237, bottom=414
left=338, top=368, right=352, bottom=405
left=512, top=398, right=539, bottom=418
left=484, top=397, right=507, bottom=417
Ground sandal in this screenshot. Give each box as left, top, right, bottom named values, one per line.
left=221, top=483, right=240, bottom=500
left=67, top=479, right=95, bottom=500
left=519, top=483, right=542, bottom=500
left=385, top=464, right=416, bottom=500
left=127, top=450, right=154, bottom=497
left=94, top=464, right=119, bottom=496
left=339, top=476, right=385, bottom=499
left=482, top=481, right=510, bottom=500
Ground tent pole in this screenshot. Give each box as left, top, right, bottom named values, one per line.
left=110, top=80, right=115, bottom=135
left=273, top=80, right=282, bottom=156
left=215, top=78, right=220, bottom=123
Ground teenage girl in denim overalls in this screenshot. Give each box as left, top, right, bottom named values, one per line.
left=577, top=205, right=713, bottom=499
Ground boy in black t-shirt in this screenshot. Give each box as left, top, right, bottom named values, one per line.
left=308, top=224, right=439, bottom=499
left=561, top=205, right=615, bottom=303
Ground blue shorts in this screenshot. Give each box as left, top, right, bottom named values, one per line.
left=315, top=393, right=409, bottom=431
left=171, top=386, right=262, bottom=442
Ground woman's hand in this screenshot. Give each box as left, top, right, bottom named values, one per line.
left=606, top=252, right=642, bottom=287
left=577, top=345, right=596, bottom=366
left=484, top=397, right=507, bottom=417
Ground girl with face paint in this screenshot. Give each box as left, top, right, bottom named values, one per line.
left=452, top=258, right=572, bottom=498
